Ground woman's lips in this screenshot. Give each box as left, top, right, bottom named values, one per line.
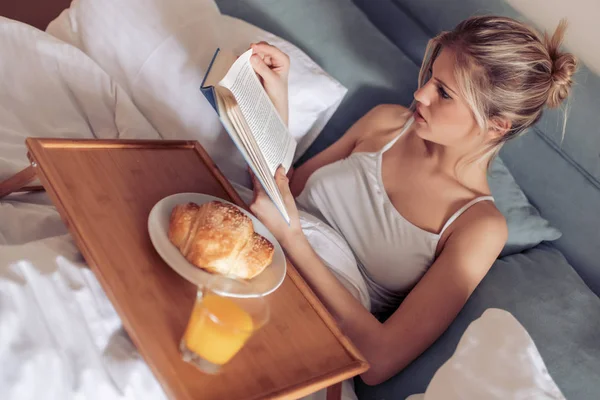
left=414, top=109, right=426, bottom=123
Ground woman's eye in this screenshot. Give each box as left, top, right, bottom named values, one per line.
left=438, top=85, right=451, bottom=100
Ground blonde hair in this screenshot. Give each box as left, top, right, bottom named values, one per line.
left=418, top=16, right=577, bottom=166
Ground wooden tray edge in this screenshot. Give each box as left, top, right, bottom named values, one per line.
left=26, top=137, right=197, bottom=149
left=257, top=360, right=369, bottom=400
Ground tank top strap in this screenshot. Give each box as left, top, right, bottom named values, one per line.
left=379, top=116, right=415, bottom=154
left=439, top=195, right=495, bottom=237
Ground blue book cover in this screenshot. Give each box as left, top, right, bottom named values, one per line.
left=200, top=48, right=220, bottom=112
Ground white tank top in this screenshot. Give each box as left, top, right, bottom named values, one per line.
left=296, top=117, right=494, bottom=314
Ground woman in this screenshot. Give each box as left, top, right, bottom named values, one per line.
left=248, top=16, right=576, bottom=386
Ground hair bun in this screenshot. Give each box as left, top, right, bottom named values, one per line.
left=544, top=20, right=577, bottom=108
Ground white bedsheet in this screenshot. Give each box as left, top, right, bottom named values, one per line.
left=0, top=16, right=166, bottom=399
left=0, top=231, right=166, bottom=400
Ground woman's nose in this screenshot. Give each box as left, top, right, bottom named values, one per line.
left=414, top=81, right=433, bottom=106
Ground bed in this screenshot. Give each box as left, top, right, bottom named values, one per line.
left=2, top=1, right=599, bottom=399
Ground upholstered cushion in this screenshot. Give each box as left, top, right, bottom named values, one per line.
left=489, top=158, right=561, bottom=256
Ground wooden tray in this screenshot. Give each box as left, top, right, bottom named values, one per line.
left=24, top=138, right=368, bottom=400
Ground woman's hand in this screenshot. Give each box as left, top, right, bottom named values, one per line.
left=249, top=166, right=302, bottom=248
left=249, top=42, right=290, bottom=126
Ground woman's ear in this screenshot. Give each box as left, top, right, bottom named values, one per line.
left=488, top=117, right=511, bottom=139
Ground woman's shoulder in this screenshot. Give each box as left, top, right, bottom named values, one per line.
left=353, top=104, right=413, bottom=150
left=363, top=104, right=412, bottom=129
left=447, top=200, right=508, bottom=254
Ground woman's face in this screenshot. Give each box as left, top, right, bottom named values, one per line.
left=412, top=48, right=482, bottom=148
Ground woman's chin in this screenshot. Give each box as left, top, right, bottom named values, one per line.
left=413, top=125, right=430, bottom=140
left=413, top=126, right=447, bottom=146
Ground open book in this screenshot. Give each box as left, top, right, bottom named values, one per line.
left=201, top=48, right=296, bottom=224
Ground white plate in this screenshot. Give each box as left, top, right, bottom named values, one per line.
left=148, top=193, right=286, bottom=297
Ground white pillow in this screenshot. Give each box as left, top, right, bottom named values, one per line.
left=410, top=309, right=565, bottom=400
left=0, top=17, right=159, bottom=181
left=46, top=0, right=347, bottom=187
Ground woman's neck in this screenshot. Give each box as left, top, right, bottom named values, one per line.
left=423, top=138, right=492, bottom=188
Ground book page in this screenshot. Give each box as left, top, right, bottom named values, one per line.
left=216, top=88, right=290, bottom=223
left=219, top=49, right=296, bottom=176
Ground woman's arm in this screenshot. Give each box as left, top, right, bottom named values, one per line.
left=250, top=169, right=507, bottom=386
left=358, top=206, right=507, bottom=384
left=284, top=204, right=507, bottom=385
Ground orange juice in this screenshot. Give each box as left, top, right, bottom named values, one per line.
left=183, top=293, right=254, bottom=365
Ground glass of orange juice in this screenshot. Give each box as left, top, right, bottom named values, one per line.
left=179, top=276, right=270, bottom=374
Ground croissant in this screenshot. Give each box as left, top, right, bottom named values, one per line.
left=168, top=201, right=274, bottom=280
